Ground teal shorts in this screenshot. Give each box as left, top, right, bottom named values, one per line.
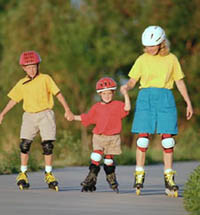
left=132, top=88, right=178, bottom=135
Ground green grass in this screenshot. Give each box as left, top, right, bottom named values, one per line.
left=184, top=165, right=200, bottom=215
left=0, top=120, right=199, bottom=174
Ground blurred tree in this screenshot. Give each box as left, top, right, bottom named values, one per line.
left=0, top=0, right=199, bottom=152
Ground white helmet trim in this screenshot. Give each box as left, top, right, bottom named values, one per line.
left=142, top=26, right=166, bottom=46
left=97, top=87, right=117, bottom=93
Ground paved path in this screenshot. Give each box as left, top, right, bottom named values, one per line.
left=0, top=161, right=199, bottom=215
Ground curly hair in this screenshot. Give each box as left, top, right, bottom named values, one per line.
left=144, top=39, right=170, bottom=56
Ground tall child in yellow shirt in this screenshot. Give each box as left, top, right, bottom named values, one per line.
left=121, top=26, right=193, bottom=197
left=0, top=51, right=74, bottom=191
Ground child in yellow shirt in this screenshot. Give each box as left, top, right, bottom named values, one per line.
left=121, top=26, right=193, bottom=197
left=0, top=50, right=74, bottom=191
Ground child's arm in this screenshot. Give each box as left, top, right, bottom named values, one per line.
left=56, top=92, right=74, bottom=121
left=120, top=78, right=137, bottom=92
left=120, top=88, right=131, bottom=111
left=0, top=100, right=17, bottom=124
left=175, top=79, right=193, bottom=120
left=74, top=115, right=82, bottom=121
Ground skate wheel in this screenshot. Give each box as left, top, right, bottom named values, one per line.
left=173, top=191, right=178, bottom=198
left=54, top=186, right=59, bottom=192
left=165, top=189, right=178, bottom=197
left=19, top=184, right=24, bottom=190
left=114, top=188, right=119, bottom=194
left=136, top=188, right=141, bottom=196
left=81, top=186, right=88, bottom=192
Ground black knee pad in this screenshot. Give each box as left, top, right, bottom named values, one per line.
left=103, top=164, right=116, bottom=175
left=41, top=140, right=54, bottom=155
left=20, top=139, right=32, bottom=154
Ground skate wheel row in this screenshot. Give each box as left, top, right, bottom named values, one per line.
left=18, top=184, right=59, bottom=191
left=53, top=185, right=59, bottom=192
left=165, top=189, right=178, bottom=198
left=18, top=182, right=30, bottom=190
left=49, top=184, right=59, bottom=192
left=136, top=188, right=141, bottom=196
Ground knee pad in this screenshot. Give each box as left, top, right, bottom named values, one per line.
left=137, top=133, right=149, bottom=152
left=20, top=139, right=32, bottom=154
left=41, top=140, right=54, bottom=155
left=90, top=150, right=103, bottom=165
left=103, top=164, right=115, bottom=175
left=161, top=134, right=175, bottom=153
left=104, top=155, right=114, bottom=166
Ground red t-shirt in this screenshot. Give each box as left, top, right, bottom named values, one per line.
left=81, top=101, right=129, bottom=135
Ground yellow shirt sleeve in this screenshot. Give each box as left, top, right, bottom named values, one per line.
left=172, top=55, right=185, bottom=81
left=7, top=80, right=23, bottom=103
left=46, top=75, right=60, bottom=96
left=128, top=56, right=142, bottom=81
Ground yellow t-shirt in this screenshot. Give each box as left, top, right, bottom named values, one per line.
left=8, top=73, right=60, bottom=113
left=128, top=53, right=185, bottom=89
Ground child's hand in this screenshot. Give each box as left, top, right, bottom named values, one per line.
left=186, top=103, right=193, bottom=120
left=64, top=111, right=74, bottom=121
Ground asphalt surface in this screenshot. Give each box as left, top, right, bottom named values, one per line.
left=0, top=161, right=198, bottom=215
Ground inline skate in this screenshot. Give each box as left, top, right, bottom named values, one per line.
left=16, top=172, right=30, bottom=190
left=81, top=164, right=100, bottom=192
left=133, top=170, right=145, bottom=195
left=45, top=172, right=59, bottom=191
left=164, top=170, right=179, bottom=197
left=104, top=165, right=119, bottom=193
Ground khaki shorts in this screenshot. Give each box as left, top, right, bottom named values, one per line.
left=92, top=134, right=122, bottom=155
left=20, top=109, right=56, bottom=141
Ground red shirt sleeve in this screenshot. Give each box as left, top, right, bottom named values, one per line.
left=81, top=104, right=96, bottom=127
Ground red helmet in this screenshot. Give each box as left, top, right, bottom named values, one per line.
left=19, top=51, right=41, bottom=65
left=96, top=77, right=117, bottom=93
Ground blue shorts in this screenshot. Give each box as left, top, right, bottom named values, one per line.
left=132, top=88, right=178, bottom=135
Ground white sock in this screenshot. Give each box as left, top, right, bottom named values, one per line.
left=45, top=165, right=52, bottom=173
left=21, top=165, right=28, bottom=173
left=135, top=166, right=144, bottom=172
left=164, top=168, right=173, bottom=174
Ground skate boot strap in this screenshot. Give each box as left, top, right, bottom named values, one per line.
left=134, top=171, right=145, bottom=183
left=45, top=172, right=57, bottom=183
left=107, top=173, right=118, bottom=184
left=84, top=173, right=97, bottom=183
left=164, top=171, right=176, bottom=186
left=16, top=172, right=28, bottom=183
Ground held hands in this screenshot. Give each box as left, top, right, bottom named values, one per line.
left=64, top=111, right=74, bottom=121
left=120, top=85, right=128, bottom=95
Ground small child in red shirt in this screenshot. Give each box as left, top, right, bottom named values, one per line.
left=74, top=77, right=130, bottom=192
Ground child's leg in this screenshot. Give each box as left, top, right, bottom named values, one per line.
left=161, top=134, right=178, bottom=197
left=161, top=134, right=175, bottom=171
left=134, top=133, right=149, bottom=195
left=19, top=139, right=32, bottom=172
left=16, top=139, right=32, bottom=190
left=41, top=140, right=54, bottom=173
left=103, top=155, right=119, bottom=192
left=41, top=140, right=58, bottom=191
left=81, top=150, right=102, bottom=192
left=135, top=133, right=149, bottom=169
